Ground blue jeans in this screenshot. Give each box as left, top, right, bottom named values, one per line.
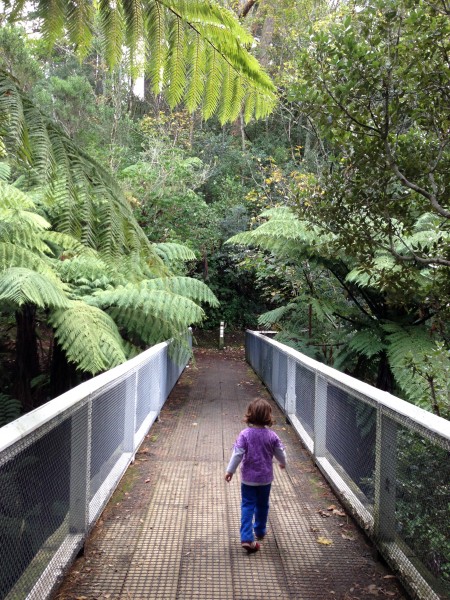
left=240, top=483, right=271, bottom=543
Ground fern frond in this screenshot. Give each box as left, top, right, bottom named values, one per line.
left=49, top=302, right=126, bottom=374
left=218, top=64, right=234, bottom=125
left=381, top=322, right=443, bottom=408
left=347, top=328, right=385, bottom=359
left=143, top=276, right=219, bottom=306
left=166, top=14, right=187, bottom=107
left=0, top=267, right=70, bottom=308
left=0, top=243, right=64, bottom=285
left=202, top=46, right=223, bottom=120
left=99, top=0, right=124, bottom=67
left=30, top=0, right=276, bottom=122
left=145, top=0, right=166, bottom=94
left=91, top=282, right=209, bottom=332
left=1, top=73, right=166, bottom=269
left=0, top=178, right=36, bottom=212
left=55, top=254, right=113, bottom=285
left=243, top=89, right=257, bottom=124
left=122, top=0, right=144, bottom=58
left=153, top=242, right=196, bottom=264
left=227, top=214, right=329, bottom=256
left=38, top=0, right=66, bottom=50
left=0, top=393, right=21, bottom=427
left=185, top=33, right=206, bottom=112
left=0, top=161, right=11, bottom=181
left=258, top=303, right=297, bottom=328
left=41, top=231, right=95, bottom=257
left=66, top=0, right=94, bottom=58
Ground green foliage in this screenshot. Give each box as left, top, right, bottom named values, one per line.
left=0, top=26, right=42, bottom=91
left=384, top=324, right=450, bottom=417
left=396, top=430, right=450, bottom=584
left=5, top=0, right=277, bottom=123
left=154, top=242, right=196, bottom=266
left=0, top=393, right=21, bottom=426
left=0, top=267, right=70, bottom=309
left=48, top=302, right=127, bottom=374
left=228, top=206, right=449, bottom=414
left=89, top=276, right=218, bottom=345
left=0, top=71, right=162, bottom=267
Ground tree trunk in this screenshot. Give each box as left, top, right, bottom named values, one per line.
left=49, top=340, right=81, bottom=399
left=14, top=304, right=40, bottom=413
left=376, top=351, right=394, bottom=392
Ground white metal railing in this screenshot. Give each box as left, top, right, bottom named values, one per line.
left=0, top=336, right=191, bottom=600
left=246, top=330, right=450, bottom=600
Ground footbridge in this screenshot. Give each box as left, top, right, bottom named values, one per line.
left=1, top=332, right=449, bottom=600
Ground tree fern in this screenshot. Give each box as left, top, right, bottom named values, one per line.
left=9, top=0, right=277, bottom=123
left=227, top=209, right=330, bottom=258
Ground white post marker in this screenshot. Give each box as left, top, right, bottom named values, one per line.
left=219, top=321, right=225, bottom=349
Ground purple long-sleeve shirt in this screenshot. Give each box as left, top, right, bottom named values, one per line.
left=226, top=427, right=286, bottom=485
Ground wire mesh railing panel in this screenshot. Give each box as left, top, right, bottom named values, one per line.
left=260, top=342, right=273, bottom=388
left=136, top=354, right=161, bottom=430
left=89, top=379, right=128, bottom=500
left=395, top=426, right=450, bottom=596
left=0, top=410, right=79, bottom=600
left=272, top=350, right=287, bottom=408
left=294, top=363, right=315, bottom=437
left=325, top=384, right=376, bottom=507
left=168, top=334, right=193, bottom=396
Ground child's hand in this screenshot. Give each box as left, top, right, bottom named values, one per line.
left=225, top=472, right=233, bottom=482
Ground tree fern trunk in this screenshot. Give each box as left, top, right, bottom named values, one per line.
left=49, top=340, right=81, bottom=399
left=376, top=350, right=394, bottom=392
left=14, top=304, right=40, bottom=413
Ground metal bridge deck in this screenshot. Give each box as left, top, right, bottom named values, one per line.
left=55, top=347, right=406, bottom=600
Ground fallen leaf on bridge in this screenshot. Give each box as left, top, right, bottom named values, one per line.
left=317, top=536, right=333, bottom=545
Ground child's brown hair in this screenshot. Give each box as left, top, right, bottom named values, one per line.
left=244, top=398, right=274, bottom=427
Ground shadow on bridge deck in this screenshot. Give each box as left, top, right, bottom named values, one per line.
left=55, top=347, right=407, bottom=600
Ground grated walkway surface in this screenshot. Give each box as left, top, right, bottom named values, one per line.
left=55, top=347, right=407, bottom=600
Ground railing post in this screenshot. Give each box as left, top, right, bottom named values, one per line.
left=69, top=398, right=92, bottom=534
left=314, top=374, right=328, bottom=459
left=219, top=321, right=225, bottom=349
left=374, top=410, right=397, bottom=542
left=285, top=357, right=296, bottom=416
left=124, top=372, right=138, bottom=454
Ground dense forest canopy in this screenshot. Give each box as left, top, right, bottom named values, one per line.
left=0, top=0, right=449, bottom=427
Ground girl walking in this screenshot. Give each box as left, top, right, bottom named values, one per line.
left=225, top=398, right=287, bottom=553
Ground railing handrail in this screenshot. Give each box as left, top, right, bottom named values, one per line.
left=249, top=331, right=450, bottom=442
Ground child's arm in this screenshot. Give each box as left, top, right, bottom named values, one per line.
left=274, top=445, right=287, bottom=469
left=225, top=447, right=245, bottom=482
